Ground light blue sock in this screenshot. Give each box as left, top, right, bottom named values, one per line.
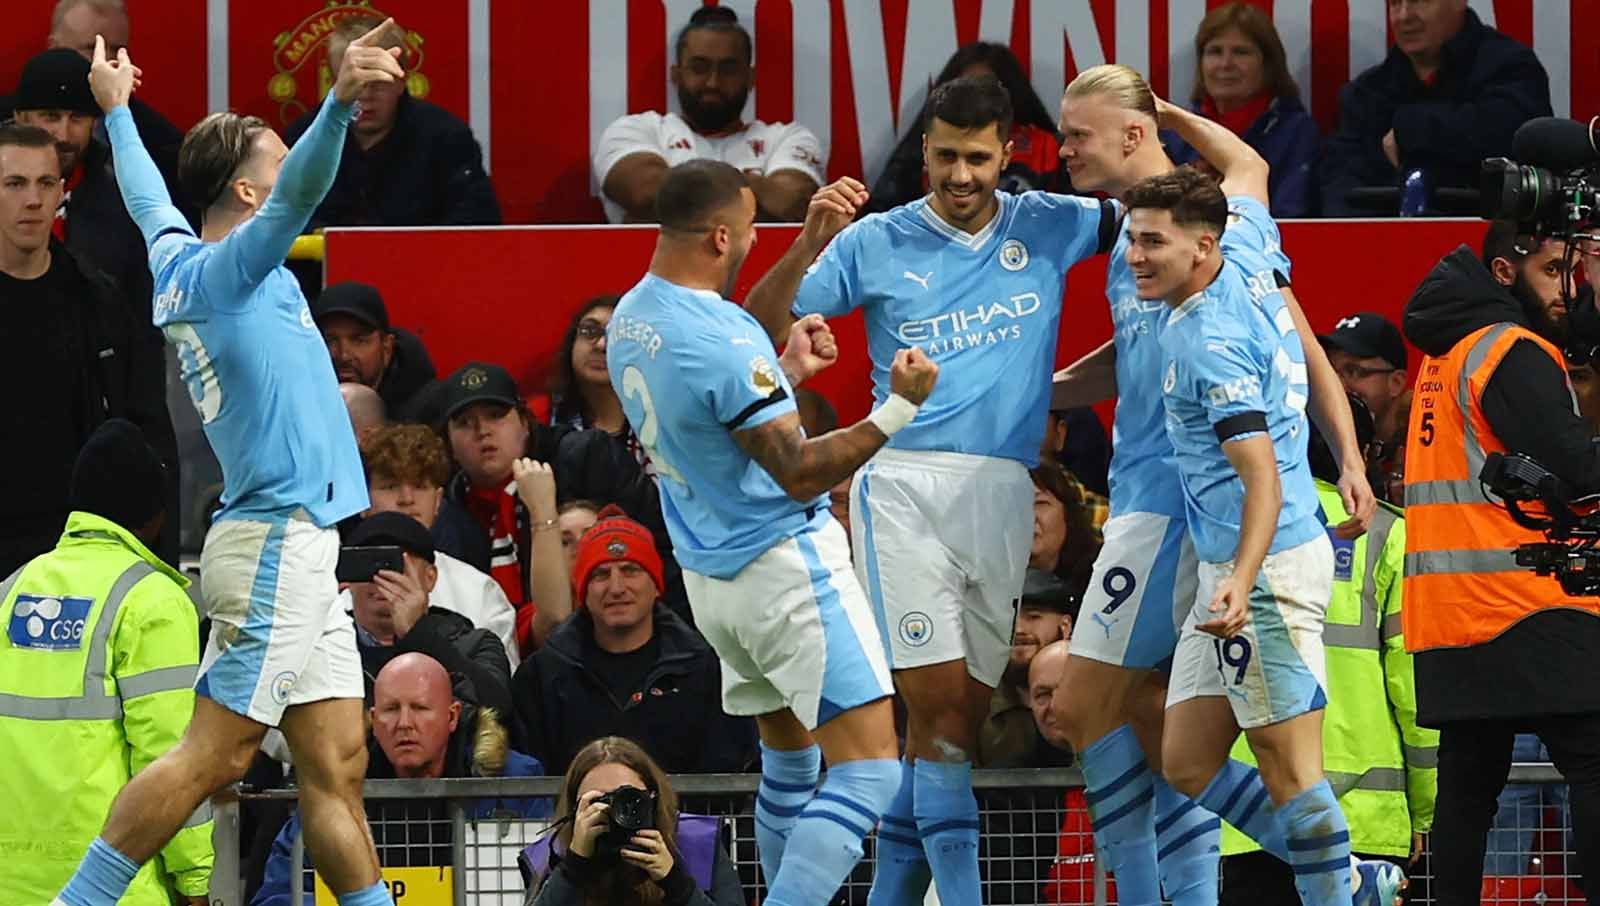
left=1194, top=759, right=1288, bottom=861
left=867, top=759, right=931, bottom=906
left=913, top=759, right=982, bottom=906
left=1154, top=777, right=1221, bottom=906
left=1079, top=725, right=1161, bottom=906
left=336, top=880, right=395, bottom=906
left=57, top=837, right=141, bottom=906
left=765, top=758, right=900, bottom=906
left=754, top=742, right=821, bottom=885
left=1279, top=781, right=1352, bottom=906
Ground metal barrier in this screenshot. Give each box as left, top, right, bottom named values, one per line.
left=211, top=764, right=1579, bottom=906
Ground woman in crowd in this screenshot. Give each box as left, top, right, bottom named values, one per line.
left=528, top=736, right=744, bottom=906
left=1168, top=2, right=1321, bottom=217
left=866, top=41, right=1068, bottom=213
left=1029, top=460, right=1102, bottom=606
left=557, top=499, right=599, bottom=574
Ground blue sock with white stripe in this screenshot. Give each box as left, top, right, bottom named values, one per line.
left=867, top=759, right=930, bottom=906
left=1194, top=759, right=1288, bottom=861
left=1080, top=725, right=1161, bottom=906
left=1279, top=780, right=1352, bottom=906
left=913, top=759, right=982, bottom=906
left=1154, top=777, right=1221, bottom=906
left=754, top=742, right=821, bottom=885
left=56, top=837, right=141, bottom=906
left=765, top=758, right=900, bottom=906
left=336, top=880, right=396, bottom=906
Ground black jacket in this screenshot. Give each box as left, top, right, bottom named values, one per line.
left=511, top=604, right=757, bottom=776
left=284, top=93, right=501, bottom=228
left=1402, top=245, right=1600, bottom=724
left=356, top=605, right=513, bottom=719
left=377, top=327, right=437, bottom=420
left=1319, top=10, right=1551, bottom=216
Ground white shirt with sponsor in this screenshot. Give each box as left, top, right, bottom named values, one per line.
left=594, top=111, right=827, bottom=223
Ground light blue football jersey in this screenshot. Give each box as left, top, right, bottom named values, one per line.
left=1158, top=262, right=1322, bottom=564
left=1104, top=193, right=1297, bottom=521
left=106, top=95, right=367, bottom=527
left=793, top=191, right=1117, bottom=467
left=609, top=273, right=828, bottom=579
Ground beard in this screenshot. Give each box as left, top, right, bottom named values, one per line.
left=679, top=83, right=749, bottom=133
left=1511, top=275, right=1569, bottom=347
left=721, top=246, right=749, bottom=298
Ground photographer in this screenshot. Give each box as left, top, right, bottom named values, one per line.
left=527, top=736, right=743, bottom=906
left=1401, top=219, right=1600, bottom=903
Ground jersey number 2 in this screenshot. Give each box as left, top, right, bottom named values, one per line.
left=620, top=365, right=685, bottom=485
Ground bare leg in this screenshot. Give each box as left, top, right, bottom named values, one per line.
left=279, top=697, right=381, bottom=894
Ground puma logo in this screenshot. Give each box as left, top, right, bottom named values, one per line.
left=903, top=270, right=932, bottom=290
left=1090, top=611, right=1117, bottom=639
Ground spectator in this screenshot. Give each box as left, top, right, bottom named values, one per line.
left=439, top=362, right=573, bottom=653
left=1319, top=0, right=1551, bottom=217
left=1028, top=639, right=1071, bottom=752
left=339, top=382, right=386, bottom=440
left=1318, top=312, right=1411, bottom=504
left=794, top=387, right=838, bottom=437
left=1165, top=2, right=1321, bottom=217
left=284, top=15, right=500, bottom=228
left=344, top=512, right=514, bottom=718
left=255, top=653, right=545, bottom=906
left=550, top=295, right=631, bottom=437
left=0, top=124, right=176, bottom=577
left=1028, top=460, right=1103, bottom=606
left=360, top=424, right=519, bottom=665
left=594, top=6, right=823, bottom=223
left=978, top=570, right=1078, bottom=769
left=867, top=41, right=1067, bottom=214
left=526, top=736, right=745, bottom=906
left=557, top=500, right=600, bottom=574
left=512, top=506, right=757, bottom=776
left=1041, top=406, right=1111, bottom=499
left=313, top=281, right=438, bottom=421
left=0, top=419, right=211, bottom=905
left=1032, top=639, right=1117, bottom=906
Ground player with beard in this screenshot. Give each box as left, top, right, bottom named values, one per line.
left=594, top=6, right=824, bottom=224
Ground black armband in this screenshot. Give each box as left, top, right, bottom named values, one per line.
left=1215, top=412, right=1269, bottom=442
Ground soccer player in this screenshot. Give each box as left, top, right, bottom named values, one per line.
left=607, top=159, right=938, bottom=906
left=1121, top=165, right=1402, bottom=906
left=53, top=25, right=407, bottom=906
left=1050, top=65, right=1382, bottom=906
left=745, top=75, right=1118, bottom=906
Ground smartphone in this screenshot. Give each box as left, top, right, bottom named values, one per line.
left=336, top=545, right=405, bottom=583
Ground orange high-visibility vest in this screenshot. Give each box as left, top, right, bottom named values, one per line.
left=1403, top=322, right=1600, bottom=651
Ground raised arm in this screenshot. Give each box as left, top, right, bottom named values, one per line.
left=1155, top=97, right=1271, bottom=206
left=1051, top=340, right=1118, bottom=409
left=745, top=177, right=867, bottom=346
left=735, top=347, right=936, bottom=501
left=90, top=37, right=191, bottom=248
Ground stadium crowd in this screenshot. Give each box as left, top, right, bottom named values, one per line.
left=0, top=1, right=1591, bottom=905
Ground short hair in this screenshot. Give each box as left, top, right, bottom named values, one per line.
left=179, top=111, right=271, bottom=211
left=0, top=124, right=57, bottom=154
left=1122, top=166, right=1229, bottom=236
left=674, top=5, right=752, bottom=63
left=559, top=498, right=601, bottom=517
left=654, top=160, right=748, bottom=233
left=360, top=423, right=451, bottom=489
left=1065, top=63, right=1158, bottom=122
left=933, top=42, right=1056, bottom=133
left=923, top=74, right=1013, bottom=139
left=1481, top=219, right=1542, bottom=268
left=51, top=0, right=126, bottom=33
left=1191, top=3, right=1301, bottom=106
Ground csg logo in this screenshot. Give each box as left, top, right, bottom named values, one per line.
left=8, top=595, right=94, bottom=651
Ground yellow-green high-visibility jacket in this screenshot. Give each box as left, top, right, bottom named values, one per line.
left=0, top=512, right=213, bottom=904
left=1221, top=482, right=1438, bottom=859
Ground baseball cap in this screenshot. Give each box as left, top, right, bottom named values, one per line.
left=15, top=49, right=98, bottom=117
left=311, top=282, right=390, bottom=332
left=573, top=505, right=666, bottom=598
left=438, top=362, right=522, bottom=421
left=1318, top=312, right=1407, bottom=372
left=346, top=511, right=435, bottom=563
left=1018, top=568, right=1077, bottom=616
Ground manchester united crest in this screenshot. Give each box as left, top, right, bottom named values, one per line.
left=268, top=1, right=431, bottom=125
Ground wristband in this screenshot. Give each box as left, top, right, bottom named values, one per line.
left=865, top=394, right=919, bottom=437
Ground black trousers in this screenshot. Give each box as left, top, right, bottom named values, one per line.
left=1432, top=715, right=1600, bottom=905
left=1220, top=849, right=1408, bottom=906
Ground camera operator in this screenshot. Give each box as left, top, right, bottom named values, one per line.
left=1401, top=218, right=1600, bottom=904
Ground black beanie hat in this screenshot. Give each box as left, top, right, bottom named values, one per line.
left=69, top=419, right=166, bottom=531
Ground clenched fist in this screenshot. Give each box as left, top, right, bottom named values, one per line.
left=889, top=347, right=938, bottom=405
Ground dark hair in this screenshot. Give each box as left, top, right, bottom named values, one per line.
left=1190, top=2, right=1301, bottom=106
left=559, top=498, right=602, bottom=517
left=1122, top=166, right=1229, bottom=235
left=674, top=5, right=752, bottom=63
left=0, top=123, right=56, bottom=153
left=1030, top=461, right=1101, bottom=607
left=179, top=111, right=271, bottom=211
left=553, top=737, right=681, bottom=906
left=654, top=159, right=748, bottom=232
left=1481, top=219, right=1541, bottom=268
left=552, top=295, right=623, bottom=425
left=923, top=73, right=1014, bottom=140
left=933, top=42, right=1056, bottom=133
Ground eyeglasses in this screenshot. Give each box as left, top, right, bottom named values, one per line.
left=1335, top=363, right=1397, bottom=381
left=575, top=321, right=607, bottom=341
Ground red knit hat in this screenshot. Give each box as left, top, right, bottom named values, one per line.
left=572, top=505, right=665, bottom=598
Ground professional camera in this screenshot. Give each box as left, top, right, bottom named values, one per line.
left=594, top=785, right=656, bottom=860
left=1479, top=451, right=1600, bottom=596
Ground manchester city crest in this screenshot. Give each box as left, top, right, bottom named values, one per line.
left=898, top=611, right=933, bottom=647
left=999, top=239, right=1029, bottom=271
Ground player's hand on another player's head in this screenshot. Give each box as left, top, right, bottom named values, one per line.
left=889, top=346, right=938, bottom=405
left=88, top=35, right=142, bottom=111
left=1152, top=96, right=1182, bottom=129
left=802, top=177, right=868, bottom=249
left=333, top=17, right=407, bottom=105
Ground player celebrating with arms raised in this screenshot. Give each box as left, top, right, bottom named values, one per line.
left=608, top=160, right=938, bottom=906
left=746, top=75, right=1118, bottom=906
left=54, top=23, right=407, bottom=906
